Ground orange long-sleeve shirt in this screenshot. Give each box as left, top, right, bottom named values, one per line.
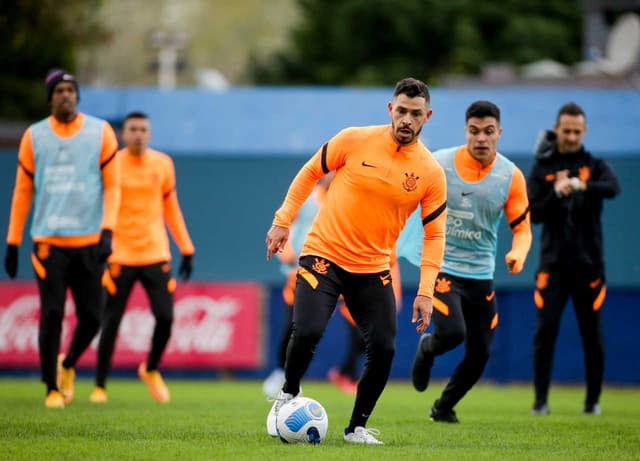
left=108, top=148, right=194, bottom=265
left=454, top=146, right=531, bottom=262
left=274, top=125, right=447, bottom=298
left=6, top=113, right=120, bottom=247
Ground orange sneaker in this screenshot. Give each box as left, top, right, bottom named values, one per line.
left=89, top=386, right=108, bottom=404
left=328, top=368, right=358, bottom=395
left=45, top=390, right=65, bottom=408
left=339, top=378, right=358, bottom=395
left=138, top=362, right=170, bottom=403
left=57, top=354, right=75, bottom=405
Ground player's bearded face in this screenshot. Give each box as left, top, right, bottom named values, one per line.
left=389, top=95, right=432, bottom=145
left=51, top=83, right=78, bottom=117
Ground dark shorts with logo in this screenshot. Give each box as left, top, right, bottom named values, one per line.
left=292, top=255, right=397, bottom=350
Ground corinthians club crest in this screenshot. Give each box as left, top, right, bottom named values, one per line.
left=402, top=172, right=419, bottom=192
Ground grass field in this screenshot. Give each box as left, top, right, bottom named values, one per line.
left=1, top=378, right=639, bottom=460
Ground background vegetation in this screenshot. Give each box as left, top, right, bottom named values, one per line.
left=1, top=0, right=585, bottom=119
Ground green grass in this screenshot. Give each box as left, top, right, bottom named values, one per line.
left=1, top=378, right=639, bottom=460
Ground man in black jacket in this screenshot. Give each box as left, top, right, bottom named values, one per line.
left=528, top=102, right=620, bottom=416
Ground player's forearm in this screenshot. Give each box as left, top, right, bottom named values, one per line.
left=164, top=193, right=195, bottom=254
left=417, top=216, right=446, bottom=298
left=510, top=220, right=532, bottom=261
left=6, top=169, right=34, bottom=246
left=100, top=158, right=120, bottom=230
left=273, top=162, right=321, bottom=228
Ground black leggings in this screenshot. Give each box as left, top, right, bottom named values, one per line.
left=96, top=262, right=174, bottom=388
left=33, top=242, right=104, bottom=392
left=422, top=272, right=497, bottom=411
left=533, top=268, right=605, bottom=406
left=284, top=255, right=397, bottom=430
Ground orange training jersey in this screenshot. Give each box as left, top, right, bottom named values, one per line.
left=108, top=148, right=194, bottom=265
left=273, top=125, right=447, bottom=298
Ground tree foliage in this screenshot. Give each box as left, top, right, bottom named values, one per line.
left=0, top=0, right=108, bottom=120
left=249, top=0, right=582, bottom=85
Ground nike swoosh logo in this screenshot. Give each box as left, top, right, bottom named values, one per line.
left=589, top=279, right=601, bottom=289
left=362, top=161, right=376, bottom=168
left=485, top=291, right=495, bottom=301
left=461, top=191, right=473, bottom=196
left=380, top=274, right=391, bottom=286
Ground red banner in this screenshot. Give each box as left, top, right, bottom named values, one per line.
left=0, top=281, right=264, bottom=369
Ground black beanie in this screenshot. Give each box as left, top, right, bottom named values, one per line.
left=45, top=69, right=80, bottom=101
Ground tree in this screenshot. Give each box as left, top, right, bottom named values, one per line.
left=248, top=0, right=582, bottom=85
left=0, top=0, right=109, bottom=120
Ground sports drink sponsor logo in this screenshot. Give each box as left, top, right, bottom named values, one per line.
left=0, top=281, right=263, bottom=368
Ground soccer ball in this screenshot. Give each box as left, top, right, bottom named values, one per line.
left=276, top=397, right=329, bottom=444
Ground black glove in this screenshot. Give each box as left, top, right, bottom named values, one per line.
left=97, top=229, right=113, bottom=264
left=178, top=254, right=193, bottom=280
left=4, top=244, right=18, bottom=279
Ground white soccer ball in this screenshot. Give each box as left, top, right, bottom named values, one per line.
left=276, top=397, right=329, bottom=444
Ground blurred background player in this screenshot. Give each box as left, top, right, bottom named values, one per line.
left=399, top=100, right=531, bottom=423
left=528, top=102, right=620, bottom=416
left=91, top=111, right=194, bottom=404
left=3, top=69, right=120, bottom=407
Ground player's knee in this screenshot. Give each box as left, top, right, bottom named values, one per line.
left=155, top=311, right=173, bottom=328
left=290, top=326, right=323, bottom=350
left=366, top=337, right=395, bottom=363
left=470, top=350, right=490, bottom=367
left=40, top=308, right=64, bottom=325
left=442, top=328, right=465, bottom=350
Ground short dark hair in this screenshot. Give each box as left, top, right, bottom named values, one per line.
left=124, top=111, right=149, bottom=122
left=393, top=78, right=430, bottom=104
left=466, top=100, right=500, bottom=123
left=556, top=102, right=585, bottom=123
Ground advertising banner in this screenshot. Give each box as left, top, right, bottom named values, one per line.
left=0, top=281, right=264, bottom=369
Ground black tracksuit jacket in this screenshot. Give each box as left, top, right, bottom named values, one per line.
left=527, top=132, right=620, bottom=274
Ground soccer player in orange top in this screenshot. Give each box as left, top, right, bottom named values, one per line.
left=90, top=111, right=195, bottom=404
left=265, top=78, right=447, bottom=445
left=399, top=100, right=531, bottom=423
left=4, top=69, right=120, bottom=408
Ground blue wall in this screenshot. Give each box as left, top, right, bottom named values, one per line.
left=78, top=86, right=640, bottom=156
left=1, top=86, right=638, bottom=383
left=264, top=287, right=639, bottom=384
left=1, top=153, right=636, bottom=288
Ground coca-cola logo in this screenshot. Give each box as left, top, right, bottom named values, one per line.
left=0, top=294, right=238, bottom=354
left=117, top=295, right=239, bottom=353
left=0, top=295, right=76, bottom=353
left=0, top=281, right=262, bottom=368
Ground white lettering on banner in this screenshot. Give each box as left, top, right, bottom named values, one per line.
left=0, top=295, right=74, bottom=352
left=169, top=296, right=238, bottom=352
left=0, top=294, right=239, bottom=353
left=109, top=295, right=239, bottom=353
